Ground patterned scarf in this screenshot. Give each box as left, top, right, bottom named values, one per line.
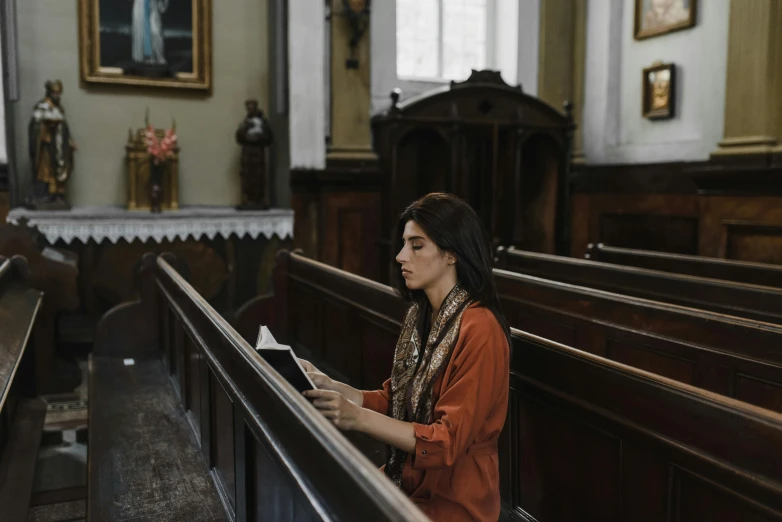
left=384, top=283, right=473, bottom=487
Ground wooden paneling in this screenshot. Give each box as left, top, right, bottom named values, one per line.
left=599, top=213, right=698, bottom=254
left=724, top=222, right=782, bottom=264
left=290, top=165, right=384, bottom=281
left=570, top=193, right=699, bottom=258
left=702, top=196, right=782, bottom=262
left=571, top=162, right=782, bottom=265
left=211, top=376, right=236, bottom=509
left=185, top=334, right=202, bottom=428
left=675, top=470, right=778, bottom=522
left=516, top=397, right=623, bottom=521
left=607, top=339, right=696, bottom=385
left=735, top=374, right=782, bottom=413
left=0, top=192, right=8, bottom=226
left=321, top=192, right=381, bottom=277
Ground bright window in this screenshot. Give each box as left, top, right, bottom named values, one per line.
left=397, top=0, right=491, bottom=82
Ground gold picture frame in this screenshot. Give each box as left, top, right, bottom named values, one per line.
left=634, top=0, right=696, bottom=40
left=78, top=0, right=212, bottom=91
left=642, top=62, right=675, bottom=120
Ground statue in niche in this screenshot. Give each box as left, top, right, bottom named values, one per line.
left=235, top=99, right=274, bottom=210
left=26, top=80, right=77, bottom=210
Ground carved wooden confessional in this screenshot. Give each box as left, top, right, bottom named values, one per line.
left=372, top=70, right=574, bottom=278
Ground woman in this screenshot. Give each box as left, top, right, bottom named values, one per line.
left=303, top=193, right=511, bottom=521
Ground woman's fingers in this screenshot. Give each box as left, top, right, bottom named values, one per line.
left=308, top=372, right=328, bottom=384
left=298, top=358, right=318, bottom=373
left=312, top=397, right=338, bottom=410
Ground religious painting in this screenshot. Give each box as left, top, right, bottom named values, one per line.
left=642, top=62, right=675, bottom=120
left=78, top=0, right=212, bottom=91
left=634, top=0, right=696, bottom=40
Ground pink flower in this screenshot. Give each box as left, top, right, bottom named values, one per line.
left=144, top=124, right=178, bottom=165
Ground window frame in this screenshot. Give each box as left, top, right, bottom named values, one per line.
left=396, top=0, right=497, bottom=83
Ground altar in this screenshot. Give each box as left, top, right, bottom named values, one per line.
left=6, top=206, right=294, bottom=321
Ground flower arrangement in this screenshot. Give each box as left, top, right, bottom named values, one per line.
left=144, top=123, right=178, bottom=165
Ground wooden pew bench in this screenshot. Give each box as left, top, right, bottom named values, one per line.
left=91, top=253, right=427, bottom=522
left=586, top=242, right=782, bottom=288
left=496, top=246, right=782, bottom=325
left=494, top=268, right=782, bottom=413
left=0, top=256, right=46, bottom=521
left=235, top=250, right=782, bottom=521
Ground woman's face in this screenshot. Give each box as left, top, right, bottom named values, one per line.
left=396, top=220, right=453, bottom=290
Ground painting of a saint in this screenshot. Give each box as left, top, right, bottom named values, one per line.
left=78, top=0, right=211, bottom=90
left=642, top=63, right=675, bottom=120
left=132, top=0, right=170, bottom=65
left=649, top=69, right=670, bottom=111
left=635, top=0, right=696, bottom=40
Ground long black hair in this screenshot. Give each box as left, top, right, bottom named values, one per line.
left=392, top=192, right=511, bottom=346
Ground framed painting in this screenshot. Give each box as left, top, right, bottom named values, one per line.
left=634, top=0, right=696, bottom=40
left=642, top=62, right=675, bottom=120
left=79, top=0, right=212, bottom=91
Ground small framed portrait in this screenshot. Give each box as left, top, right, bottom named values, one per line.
left=78, top=0, right=212, bottom=91
left=642, top=62, right=675, bottom=120
left=634, top=0, right=696, bottom=40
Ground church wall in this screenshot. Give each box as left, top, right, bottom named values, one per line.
left=13, top=0, right=270, bottom=207
left=583, top=0, right=730, bottom=164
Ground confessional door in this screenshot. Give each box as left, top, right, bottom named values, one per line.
left=390, top=124, right=564, bottom=255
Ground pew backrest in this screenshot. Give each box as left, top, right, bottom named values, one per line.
left=152, top=254, right=427, bottom=522
left=506, top=328, right=782, bottom=521
left=496, top=246, right=782, bottom=325
left=0, top=256, right=42, bottom=410
left=587, top=243, right=782, bottom=288
left=495, top=268, right=782, bottom=413
left=0, top=255, right=45, bottom=522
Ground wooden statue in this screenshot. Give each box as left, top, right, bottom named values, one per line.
left=236, top=100, right=273, bottom=210
left=26, top=80, right=77, bottom=210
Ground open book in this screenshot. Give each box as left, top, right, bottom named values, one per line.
left=255, top=326, right=315, bottom=393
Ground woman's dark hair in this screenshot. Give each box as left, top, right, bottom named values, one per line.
left=392, top=192, right=511, bottom=345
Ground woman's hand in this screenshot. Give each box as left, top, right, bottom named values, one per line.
left=299, top=359, right=364, bottom=405
left=298, top=358, right=320, bottom=374
left=299, top=359, right=339, bottom=392
left=303, top=389, right=364, bottom=431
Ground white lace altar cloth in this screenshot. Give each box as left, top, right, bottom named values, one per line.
left=6, top=206, right=294, bottom=245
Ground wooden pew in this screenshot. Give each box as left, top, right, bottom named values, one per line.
left=494, top=268, right=782, bottom=413
left=586, top=242, right=782, bottom=288
left=236, top=251, right=782, bottom=521
left=506, top=329, right=782, bottom=521
left=0, top=255, right=46, bottom=521
left=496, top=246, right=782, bottom=325
left=0, top=224, right=79, bottom=393
left=91, top=253, right=427, bottom=521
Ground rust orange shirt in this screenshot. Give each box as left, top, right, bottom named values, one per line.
left=363, top=304, right=510, bottom=522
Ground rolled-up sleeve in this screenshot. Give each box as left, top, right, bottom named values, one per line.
left=362, top=377, right=392, bottom=415
left=411, top=311, right=506, bottom=470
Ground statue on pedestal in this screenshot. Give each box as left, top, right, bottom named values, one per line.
left=26, top=80, right=77, bottom=210
left=235, top=100, right=273, bottom=210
